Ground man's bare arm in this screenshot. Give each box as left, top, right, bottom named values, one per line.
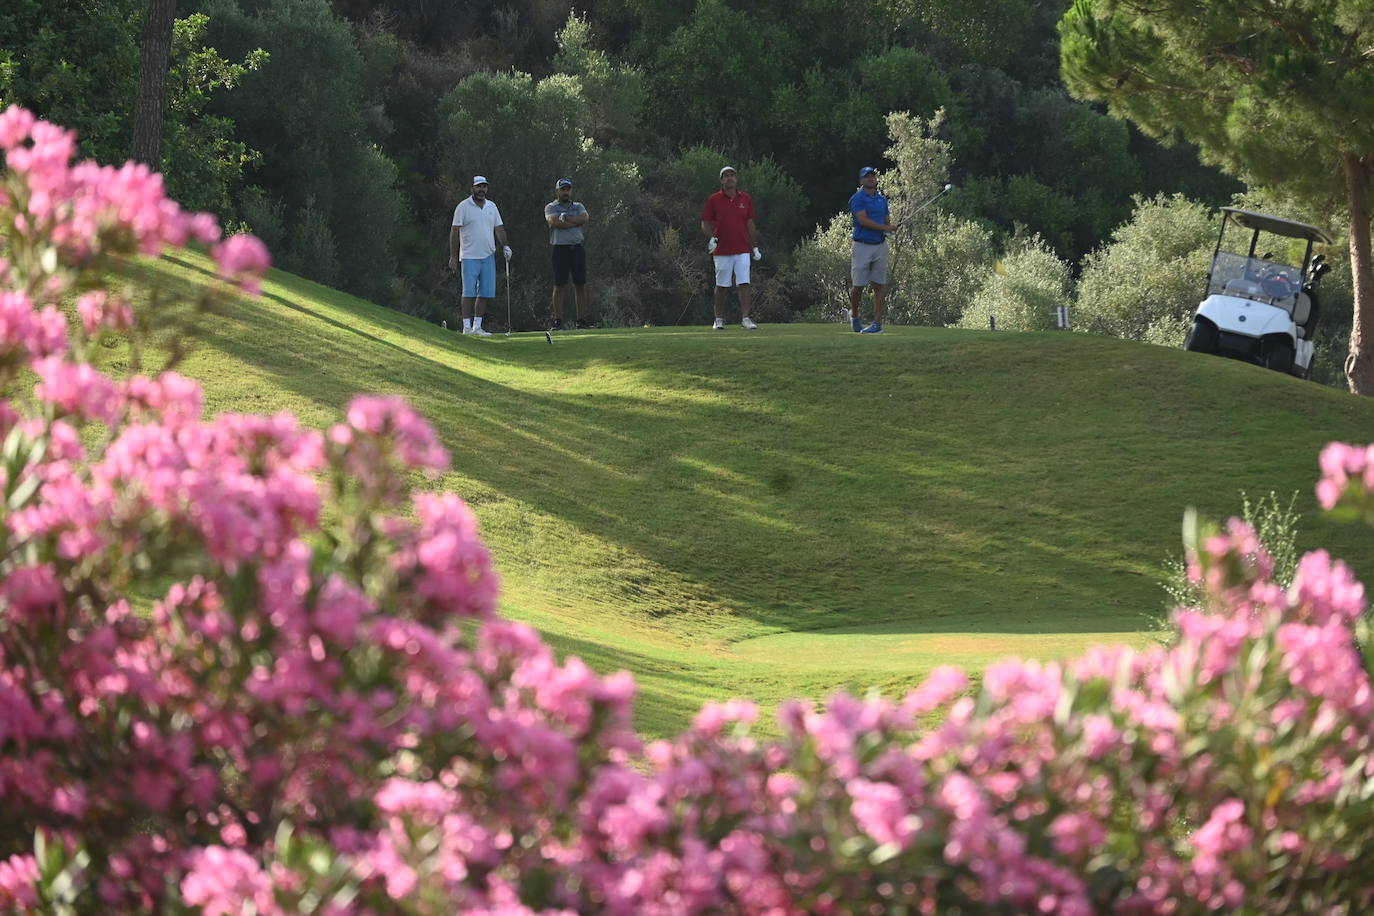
left=854, top=211, right=895, bottom=232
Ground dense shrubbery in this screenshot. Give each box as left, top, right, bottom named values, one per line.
left=959, top=235, right=1073, bottom=332
left=3, top=0, right=1249, bottom=328
left=1074, top=194, right=1217, bottom=342
left=4, top=110, right=1374, bottom=913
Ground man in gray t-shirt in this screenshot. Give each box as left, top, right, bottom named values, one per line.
left=544, top=178, right=592, bottom=330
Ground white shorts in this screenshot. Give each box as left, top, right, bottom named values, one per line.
left=713, top=253, right=751, bottom=288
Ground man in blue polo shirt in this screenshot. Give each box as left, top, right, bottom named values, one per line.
left=849, top=166, right=897, bottom=334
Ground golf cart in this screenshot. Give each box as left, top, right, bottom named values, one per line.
left=1183, top=207, right=1333, bottom=378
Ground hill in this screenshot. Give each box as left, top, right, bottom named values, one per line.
left=144, top=253, right=1374, bottom=735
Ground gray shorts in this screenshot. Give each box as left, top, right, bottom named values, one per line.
left=851, top=240, right=888, bottom=286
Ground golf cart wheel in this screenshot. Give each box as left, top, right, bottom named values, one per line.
left=1183, top=319, right=1218, bottom=354
left=1263, top=338, right=1294, bottom=374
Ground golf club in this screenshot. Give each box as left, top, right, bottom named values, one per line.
left=899, top=183, right=954, bottom=228
left=504, top=254, right=512, bottom=337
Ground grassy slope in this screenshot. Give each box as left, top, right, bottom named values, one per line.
left=145, top=253, right=1374, bottom=735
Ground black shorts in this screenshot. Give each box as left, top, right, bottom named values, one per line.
left=552, top=244, right=587, bottom=285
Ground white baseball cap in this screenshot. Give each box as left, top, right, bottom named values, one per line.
left=719, top=166, right=736, bottom=177
left=472, top=175, right=488, bottom=185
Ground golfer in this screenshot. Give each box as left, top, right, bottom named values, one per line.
left=849, top=166, right=896, bottom=334
left=544, top=178, right=592, bottom=330
left=448, top=175, right=511, bottom=338
left=700, top=166, right=761, bottom=330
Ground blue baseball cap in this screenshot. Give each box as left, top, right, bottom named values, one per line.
left=556, top=178, right=572, bottom=188
left=858, top=166, right=877, bottom=178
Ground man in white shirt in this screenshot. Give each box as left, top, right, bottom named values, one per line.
left=447, top=176, right=511, bottom=337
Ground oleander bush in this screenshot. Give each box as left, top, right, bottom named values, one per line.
left=3, top=107, right=1374, bottom=915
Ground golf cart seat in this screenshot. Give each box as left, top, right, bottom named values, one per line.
left=1293, top=293, right=1312, bottom=337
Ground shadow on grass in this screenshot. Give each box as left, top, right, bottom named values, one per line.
left=162, top=253, right=1374, bottom=653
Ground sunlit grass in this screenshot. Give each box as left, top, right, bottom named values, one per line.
left=136, top=251, right=1374, bottom=736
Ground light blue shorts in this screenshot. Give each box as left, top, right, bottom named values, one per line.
left=461, top=254, right=497, bottom=299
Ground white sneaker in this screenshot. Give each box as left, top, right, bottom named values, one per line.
left=712, top=318, right=725, bottom=330
left=741, top=317, right=758, bottom=330
left=470, top=326, right=492, bottom=337
left=462, top=325, right=472, bottom=335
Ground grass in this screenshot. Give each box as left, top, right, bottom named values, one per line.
left=123, top=252, right=1374, bottom=736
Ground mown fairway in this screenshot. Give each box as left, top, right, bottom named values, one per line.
left=141, top=253, right=1374, bottom=736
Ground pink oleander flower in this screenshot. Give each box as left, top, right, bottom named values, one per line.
left=1048, top=812, right=1106, bottom=859
left=0, top=853, right=39, bottom=908
left=345, top=394, right=450, bottom=472
left=1288, top=550, right=1367, bottom=626
left=76, top=290, right=134, bottom=336
left=1316, top=442, right=1374, bottom=510
left=0, top=106, right=36, bottom=150
left=181, top=847, right=280, bottom=916
left=212, top=233, right=271, bottom=294
left=902, top=664, right=967, bottom=719
left=847, top=778, right=914, bottom=849
left=693, top=698, right=758, bottom=738
left=32, top=356, right=120, bottom=423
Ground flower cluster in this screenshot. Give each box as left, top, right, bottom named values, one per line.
left=3, top=107, right=1374, bottom=915
left=1318, top=441, right=1374, bottom=523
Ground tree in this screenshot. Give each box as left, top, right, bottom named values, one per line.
left=1060, top=0, right=1374, bottom=394
left=1075, top=193, right=1217, bottom=341
left=130, top=0, right=177, bottom=165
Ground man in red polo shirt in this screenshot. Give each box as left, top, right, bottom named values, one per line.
left=700, top=166, right=762, bottom=330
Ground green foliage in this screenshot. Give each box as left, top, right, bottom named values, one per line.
left=282, top=195, right=341, bottom=287
left=770, top=48, right=952, bottom=197
left=790, top=214, right=858, bottom=321
left=0, top=0, right=255, bottom=211
left=0, top=0, right=1275, bottom=334
left=644, top=0, right=791, bottom=147
left=1060, top=0, right=1374, bottom=206
left=890, top=212, right=998, bottom=326
left=0, top=0, right=140, bottom=164
left=945, top=80, right=1143, bottom=259
left=160, top=14, right=266, bottom=215
left=200, top=0, right=404, bottom=303
left=916, top=0, right=1033, bottom=69
left=1075, top=193, right=1217, bottom=341
left=553, top=12, right=647, bottom=145
left=959, top=234, right=1072, bottom=332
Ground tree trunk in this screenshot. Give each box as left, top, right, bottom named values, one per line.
left=1343, top=153, right=1374, bottom=395
left=130, top=0, right=178, bottom=166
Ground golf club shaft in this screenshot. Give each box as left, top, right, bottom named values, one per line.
left=901, top=186, right=952, bottom=226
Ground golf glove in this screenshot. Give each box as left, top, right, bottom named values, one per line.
left=707, top=237, right=718, bottom=254
left=752, top=247, right=762, bottom=261
left=503, top=246, right=513, bottom=261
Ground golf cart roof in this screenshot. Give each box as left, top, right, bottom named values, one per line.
left=1220, top=207, right=1332, bottom=245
